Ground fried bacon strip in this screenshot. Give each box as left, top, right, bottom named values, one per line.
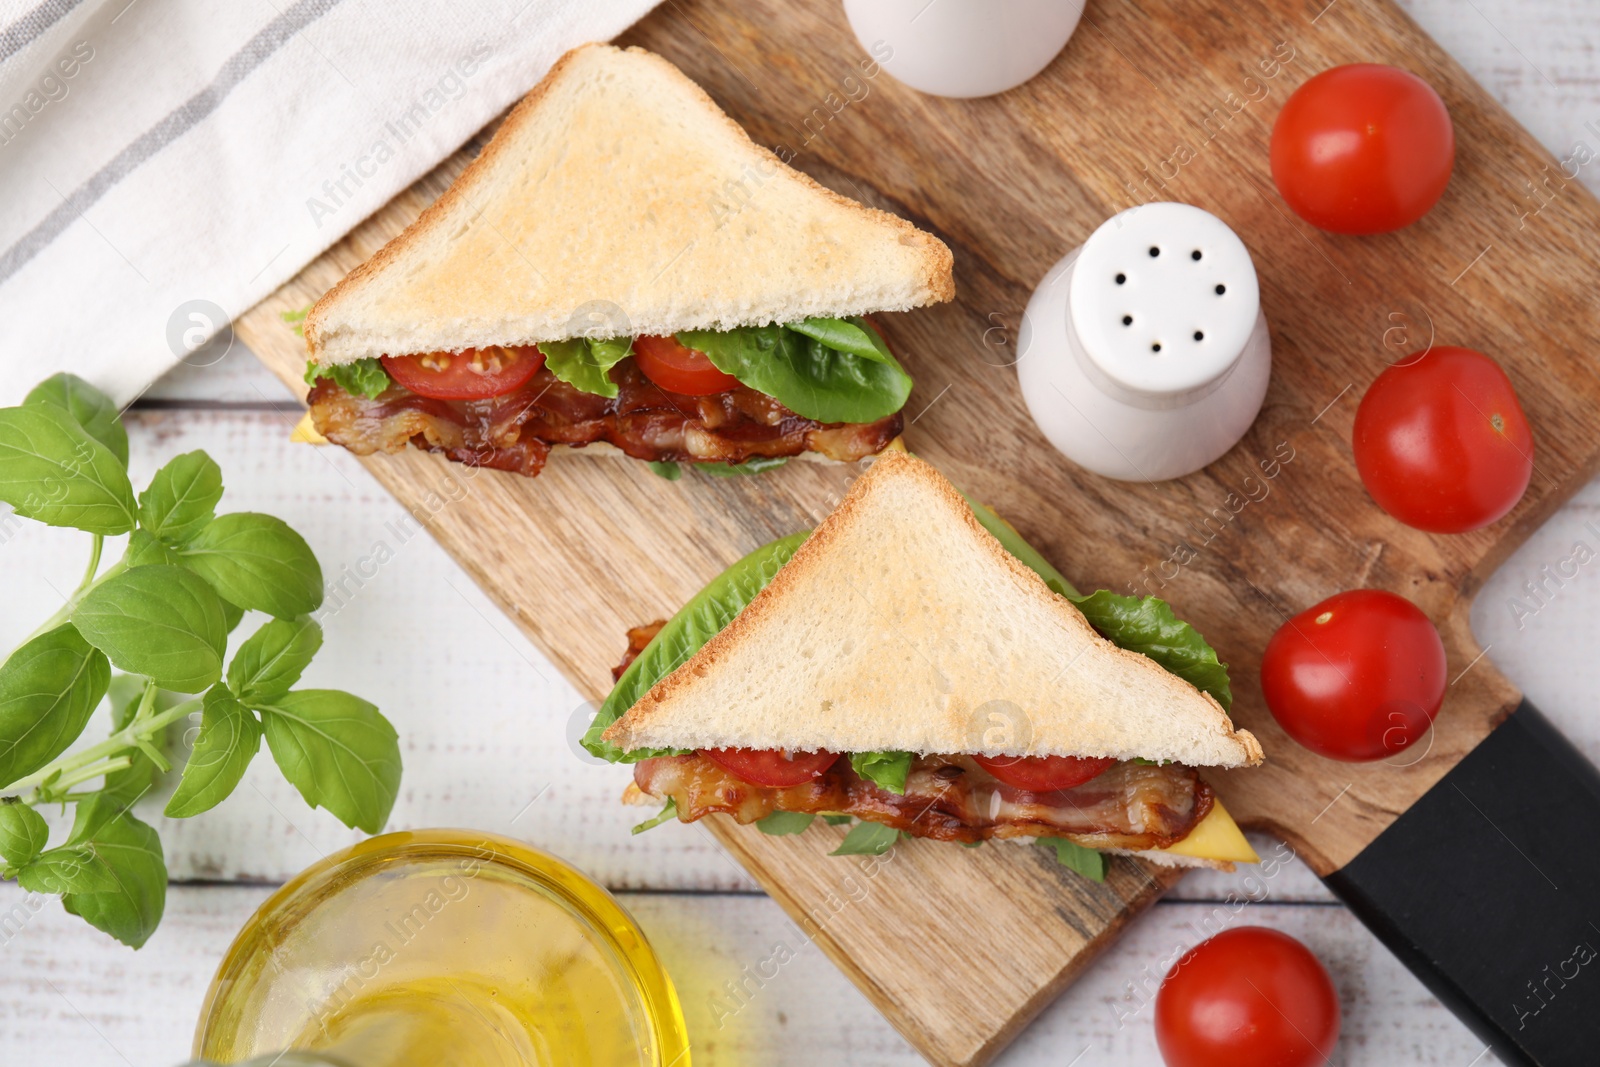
left=633, top=752, right=1212, bottom=851
left=612, top=621, right=666, bottom=681
left=308, top=360, right=902, bottom=479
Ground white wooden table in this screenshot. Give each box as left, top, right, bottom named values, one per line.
left=2, top=2, right=1597, bottom=1062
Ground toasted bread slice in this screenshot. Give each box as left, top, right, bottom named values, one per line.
left=604, top=451, right=1263, bottom=768
left=306, top=43, right=954, bottom=365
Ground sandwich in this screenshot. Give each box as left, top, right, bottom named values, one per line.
left=299, top=44, right=953, bottom=480
left=583, top=451, right=1264, bottom=877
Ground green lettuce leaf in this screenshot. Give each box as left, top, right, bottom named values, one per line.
left=645, top=461, right=682, bottom=481
left=583, top=532, right=810, bottom=762
left=831, top=820, right=901, bottom=856
left=646, top=457, right=788, bottom=480
left=699, top=456, right=791, bottom=478
left=631, top=798, right=678, bottom=835
left=756, top=811, right=816, bottom=835
left=304, top=358, right=390, bottom=399
left=1065, top=590, right=1231, bottom=710
left=540, top=338, right=633, bottom=397
left=785, top=317, right=888, bottom=362
left=850, top=751, right=912, bottom=795
left=1038, top=837, right=1107, bottom=882
left=679, top=317, right=912, bottom=424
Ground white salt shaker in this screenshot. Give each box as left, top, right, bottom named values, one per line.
left=841, top=0, right=1085, bottom=99
left=1015, top=202, right=1272, bottom=482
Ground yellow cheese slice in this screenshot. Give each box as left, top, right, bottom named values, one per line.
left=290, top=411, right=327, bottom=445
left=1155, top=798, right=1258, bottom=864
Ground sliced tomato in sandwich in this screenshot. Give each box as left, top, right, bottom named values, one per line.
left=699, top=747, right=841, bottom=787
left=381, top=345, right=544, bottom=400
left=633, top=335, right=741, bottom=396
left=972, top=753, right=1116, bottom=792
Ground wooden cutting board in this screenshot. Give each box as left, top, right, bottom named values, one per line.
left=237, top=0, right=1600, bottom=1062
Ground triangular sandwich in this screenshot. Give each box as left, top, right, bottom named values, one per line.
left=587, top=451, right=1264, bottom=875
left=301, top=44, right=953, bottom=480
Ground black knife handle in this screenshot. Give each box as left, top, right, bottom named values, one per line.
left=1323, top=701, right=1600, bottom=1066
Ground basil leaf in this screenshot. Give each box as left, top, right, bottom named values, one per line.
left=822, top=814, right=853, bottom=826
left=0, top=798, right=49, bottom=868
left=540, top=338, right=632, bottom=398
left=221, top=598, right=246, bottom=635
left=178, top=513, right=323, bottom=618
left=24, top=373, right=128, bottom=466
left=699, top=456, right=790, bottom=478
left=228, top=616, right=322, bottom=705
left=584, top=532, right=810, bottom=762
left=1066, top=591, right=1232, bottom=710
left=165, top=687, right=261, bottom=818
left=259, top=690, right=400, bottom=833
left=304, top=358, right=390, bottom=399
left=138, top=451, right=223, bottom=545
left=58, top=795, right=166, bottom=948
left=0, top=625, right=110, bottom=786
left=1038, top=837, right=1107, bottom=882
left=962, top=494, right=1078, bottom=597
left=631, top=797, right=678, bottom=835
left=679, top=320, right=912, bottom=424
left=756, top=811, right=816, bottom=836
left=786, top=317, right=887, bottom=362
left=646, top=461, right=682, bottom=481
left=0, top=404, right=136, bottom=534
left=830, top=820, right=902, bottom=856
left=19, top=844, right=121, bottom=894
left=73, top=566, right=227, bottom=693
left=850, top=751, right=912, bottom=795
left=127, top=529, right=180, bottom=567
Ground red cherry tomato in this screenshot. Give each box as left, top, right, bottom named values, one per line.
left=1353, top=346, right=1533, bottom=533
left=1270, top=64, right=1454, bottom=234
left=1156, top=927, right=1340, bottom=1067
left=699, top=748, right=841, bottom=788
left=381, top=345, right=544, bottom=400
left=972, top=753, right=1115, bottom=791
left=633, top=335, right=742, bottom=396
left=1260, top=589, right=1446, bottom=762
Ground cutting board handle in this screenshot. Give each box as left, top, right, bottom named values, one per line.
left=1324, top=701, right=1600, bottom=1065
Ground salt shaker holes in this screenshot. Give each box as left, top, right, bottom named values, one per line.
left=1016, top=201, right=1271, bottom=481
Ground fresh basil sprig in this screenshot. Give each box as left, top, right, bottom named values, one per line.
left=0, top=375, right=401, bottom=948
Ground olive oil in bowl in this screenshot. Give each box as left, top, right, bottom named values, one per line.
left=193, top=829, right=688, bottom=1067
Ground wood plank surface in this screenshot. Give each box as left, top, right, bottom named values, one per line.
left=228, top=0, right=1600, bottom=1062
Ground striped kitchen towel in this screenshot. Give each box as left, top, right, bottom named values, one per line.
left=0, top=0, right=660, bottom=406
